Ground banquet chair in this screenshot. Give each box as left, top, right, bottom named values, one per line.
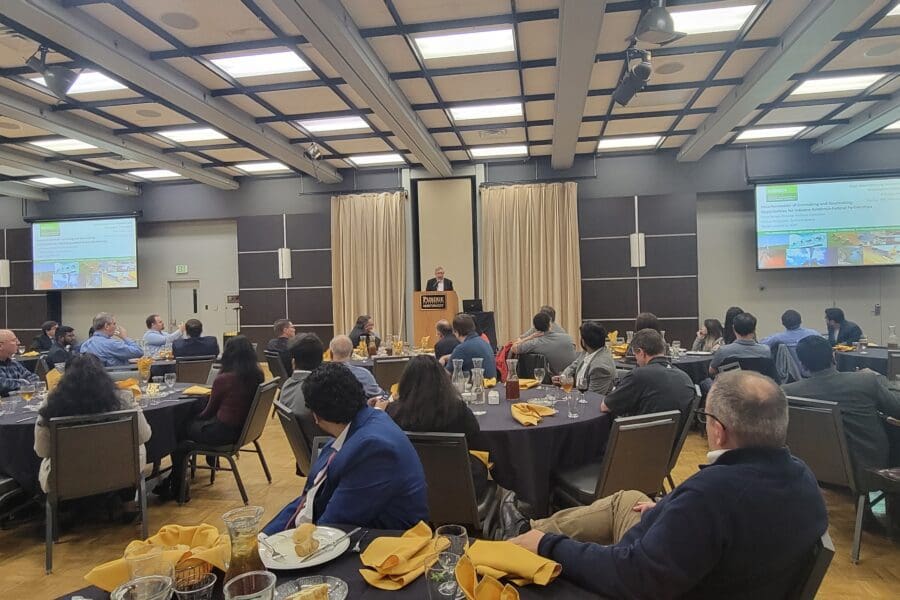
left=175, top=357, right=216, bottom=385
left=45, top=410, right=147, bottom=573
left=516, top=353, right=549, bottom=380
left=551, top=411, right=681, bottom=509
left=179, top=379, right=279, bottom=505
left=264, top=350, right=290, bottom=385
left=273, top=400, right=313, bottom=476
left=888, top=351, right=900, bottom=381
left=372, top=357, right=410, bottom=392
left=720, top=356, right=782, bottom=384
left=663, top=387, right=702, bottom=492
left=34, top=357, right=50, bottom=383
left=717, top=361, right=741, bottom=374
left=786, top=532, right=835, bottom=600
left=206, top=363, right=221, bottom=385
left=310, top=436, right=333, bottom=463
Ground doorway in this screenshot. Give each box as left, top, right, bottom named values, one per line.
left=167, top=280, right=200, bottom=329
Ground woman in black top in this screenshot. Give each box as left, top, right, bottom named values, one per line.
left=723, top=306, right=744, bottom=345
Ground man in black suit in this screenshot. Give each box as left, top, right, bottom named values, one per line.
left=172, top=318, right=220, bottom=358
left=29, top=320, right=57, bottom=352
left=825, top=307, right=863, bottom=346
left=425, top=266, right=453, bottom=291
left=433, top=319, right=460, bottom=359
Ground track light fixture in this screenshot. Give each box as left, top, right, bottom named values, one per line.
left=25, top=46, right=78, bottom=100
left=613, top=48, right=652, bottom=107
left=304, top=143, right=322, bottom=161
left=629, top=0, right=686, bottom=46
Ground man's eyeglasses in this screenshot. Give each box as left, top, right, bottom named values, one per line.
left=694, top=409, right=726, bottom=429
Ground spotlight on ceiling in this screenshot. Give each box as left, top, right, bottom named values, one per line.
left=630, top=0, right=686, bottom=46
left=305, top=143, right=322, bottom=161
left=613, top=48, right=652, bottom=106
left=25, top=46, right=78, bottom=100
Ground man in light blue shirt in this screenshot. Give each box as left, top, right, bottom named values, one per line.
left=142, top=313, right=183, bottom=357
left=329, top=334, right=385, bottom=398
left=80, top=312, right=143, bottom=366
left=760, top=310, right=820, bottom=349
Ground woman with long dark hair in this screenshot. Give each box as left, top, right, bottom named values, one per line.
left=348, top=315, right=381, bottom=348
left=723, top=307, right=744, bottom=345
left=34, top=353, right=151, bottom=492
left=692, top=319, right=725, bottom=353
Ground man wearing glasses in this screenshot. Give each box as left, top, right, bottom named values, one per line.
left=79, top=312, right=143, bottom=366
left=0, top=329, right=40, bottom=396
left=511, top=370, right=827, bottom=599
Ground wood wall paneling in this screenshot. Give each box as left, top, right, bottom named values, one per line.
left=287, top=288, right=333, bottom=325
left=5, top=228, right=30, bottom=261
left=640, top=277, right=699, bottom=318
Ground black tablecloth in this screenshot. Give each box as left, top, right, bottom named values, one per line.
left=106, top=360, right=177, bottom=378
left=835, top=348, right=889, bottom=376
left=616, top=354, right=711, bottom=384
left=474, top=386, right=611, bottom=516
left=59, top=527, right=602, bottom=600
left=0, top=385, right=205, bottom=496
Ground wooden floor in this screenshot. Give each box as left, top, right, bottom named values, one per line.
left=0, top=422, right=897, bottom=598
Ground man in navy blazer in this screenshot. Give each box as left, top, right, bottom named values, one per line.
left=172, top=319, right=219, bottom=358
left=263, top=362, right=428, bottom=533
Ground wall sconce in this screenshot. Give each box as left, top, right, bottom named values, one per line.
left=277, top=248, right=292, bottom=280
left=0, top=259, right=10, bottom=288
left=629, top=233, right=646, bottom=268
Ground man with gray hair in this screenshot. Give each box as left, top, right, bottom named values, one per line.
left=509, top=370, right=828, bottom=599
left=329, top=335, right=385, bottom=398
left=79, top=312, right=143, bottom=366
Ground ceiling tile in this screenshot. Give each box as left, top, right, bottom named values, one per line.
left=257, top=87, right=348, bottom=114
left=81, top=4, right=174, bottom=52
left=604, top=115, right=675, bottom=136
left=122, top=0, right=267, bottom=48
left=717, top=48, right=767, bottom=80
left=368, top=36, right=421, bottom=72
left=203, top=147, right=267, bottom=162
left=432, top=70, right=520, bottom=102
left=517, top=19, right=559, bottom=61
left=398, top=79, right=438, bottom=104
left=527, top=124, right=554, bottom=140
left=822, top=38, right=900, bottom=72
left=589, top=62, right=623, bottom=90
left=596, top=11, right=638, bottom=54
left=0, top=116, right=49, bottom=137
left=756, top=104, right=844, bottom=126
left=460, top=126, right=525, bottom=145
left=102, top=103, right=195, bottom=127
left=327, top=138, right=392, bottom=154
left=746, top=0, right=808, bottom=41
left=340, top=0, right=397, bottom=28
left=525, top=99, right=554, bottom=121
left=694, top=85, right=733, bottom=108
left=224, top=94, right=273, bottom=118
left=417, top=109, right=452, bottom=128
left=391, top=0, right=510, bottom=24
left=651, top=52, right=722, bottom=85
left=523, top=66, right=556, bottom=95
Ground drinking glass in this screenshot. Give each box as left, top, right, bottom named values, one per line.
left=626, top=331, right=634, bottom=343
left=533, top=367, right=546, bottom=389
left=174, top=572, right=216, bottom=600
left=34, top=381, right=47, bottom=402
left=567, top=394, right=580, bottom=419
left=111, top=575, right=174, bottom=600
left=434, top=524, right=469, bottom=556
left=151, top=376, right=165, bottom=401
left=616, top=337, right=624, bottom=346
left=16, top=345, right=25, bottom=355
left=425, top=552, right=461, bottom=600
left=125, top=545, right=173, bottom=580
left=577, top=388, right=588, bottom=405
left=471, top=357, right=483, bottom=370
left=671, top=340, right=682, bottom=358
left=660, top=330, right=667, bottom=343
left=164, top=372, right=177, bottom=392
left=4, top=398, right=22, bottom=416
left=223, top=571, right=276, bottom=600
left=560, top=373, right=574, bottom=403
left=17, top=380, right=35, bottom=402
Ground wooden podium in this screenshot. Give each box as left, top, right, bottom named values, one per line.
left=413, top=291, right=459, bottom=348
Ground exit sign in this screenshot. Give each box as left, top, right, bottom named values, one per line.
left=175, top=264, right=189, bottom=274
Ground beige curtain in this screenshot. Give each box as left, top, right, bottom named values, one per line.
left=481, top=182, right=582, bottom=344
left=331, top=191, right=407, bottom=340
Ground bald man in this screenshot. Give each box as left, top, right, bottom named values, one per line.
left=329, top=335, right=385, bottom=398
left=434, top=319, right=460, bottom=360
left=0, top=329, right=39, bottom=396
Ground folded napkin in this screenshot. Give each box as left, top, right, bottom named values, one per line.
left=611, top=344, right=629, bottom=355
left=22, top=350, right=40, bottom=357
left=469, top=450, right=493, bottom=472
left=115, top=378, right=141, bottom=398
left=359, top=521, right=449, bottom=590
left=464, top=540, right=561, bottom=587
left=182, top=385, right=211, bottom=396
left=517, top=378, right=540, bottom=390
left=510, top=403, right=557, bottom=426
left=833, top=344, right=855, bottom=352
left=323, top=348, right=332, bottom=361
left=484, top=378, right=497, bottom=388
left=46, top=368, right=62, bottom=392
left=84, top=524, right=228, bottom=592
left=606, top=330, right=618, bottom=344
left=456, top=555, right=519, bottom=600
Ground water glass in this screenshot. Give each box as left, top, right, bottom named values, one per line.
left=3, top=398, right=22, bottom=416
left=174, top=572, right=216, bottom=600
left=425, top=552, right=461, bottom=600
left=126, top=546, right=173, bottom=580
left=17, top=381, right=35, bottom=402
left=567, top=394, right=580, bottom=419
left=150, top=376, right=165, bottom=401
left=434, top=524, right=469, bottom=556
left=626, top=331, right=634, bottom=343
left=660, top=330, right=667, bottom=342
left=34, top=381, right=48, bottom=401
left=164, top=372, right=177, bottom=392
left=471, top=357, right=483, bottom=370
left=616, top=337, right=624, bottom=346
left=671, top=340, right=682, bottom=358
left=223, top=570, right=276, bottom=600
left=111, top=575, right=174, bottom=600
left=577, top=388, right=588, bottom=405
left=533, top=367, right=546, bottom=387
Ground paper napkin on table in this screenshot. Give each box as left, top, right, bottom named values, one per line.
left=510, top=403, right=557, bottom=426
left=182, top=385, right=211, bottom=396
left=359, top=521, right=449, bottom=590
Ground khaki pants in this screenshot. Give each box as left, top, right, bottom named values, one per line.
left=531, top=490, right=651, bottom=544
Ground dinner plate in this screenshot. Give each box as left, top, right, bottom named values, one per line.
left=275, top=576, right=348, bottom=600
left=260, top=526, right=351, bottom=570
left=685, top=351, right=712, bottom=356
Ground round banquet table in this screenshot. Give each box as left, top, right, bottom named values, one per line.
left=59, top=526, right=604, bottom=600
left=835, top=347, right=889, bottom=376
left=473, top=385, right=611, bottom=517
left=616, top=354, right=712, bottom=384
left=107, top=360, right=178, bottom=378
left=0, top=384, right=206, bottom=496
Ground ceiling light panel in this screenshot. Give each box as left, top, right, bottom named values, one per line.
left=469, top=145, right=528, bottom=158
left=414, top=28, right=515, bottom=60
left=30, top=177, right=73, bottom=186
left=158, top=128, right=228, bottom=143
left=888, top=5, right=900, bottom=17
left=735, top=126, right=806, bottom=141
left=449, top=102, right=523, bottom=122
left=884, top=119, right=900, bottom=131
left=32, top=71, right=126, bottom=94
left=597, top=136, right=662, bottom=150
left=348, top=153, right=405, bottom=166
left=129, top=169, right=181, bottom=179
left=297, top=116, right=370, bottom=133
left=211, top=51, right=310, bottom=78
left=791, top=73, right=885, bottom=95
left=235, top=161, right=291, bottom=173
left=29, top=138, right=97, bottom=152
left=671, top=5, right=757, bottom=35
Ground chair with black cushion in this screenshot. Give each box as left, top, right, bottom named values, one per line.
left=273, top=400, right=313, bottom=476
left=718, top=361, right=741, bottom=374
left=516, top=353, right=549, bottom=380
left=205, top=363, right=221, bottom=385
left=180, top=379, right=279, bottom=505
left=311, top=435, right=333, bottom=464
left=372, top=357, right=410, bottom=393
left=785, top=532, right=835, bottom=600
left=552, top=411, right=681, bottom=509
left=45, top=410, right=147, bottom=573
left=664, top=387, right=702, bottom=492
left=407, top=432, right=498, bottom=537
left=34, top=357, right=50, bottom=383
left=176, top=357, right=216, bottom=385
left=721, top=356, right=781, bottom=384
left=264, top=351, right=290, bottom=385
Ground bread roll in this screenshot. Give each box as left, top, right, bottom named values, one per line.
left=292, top=523, right=319, bottom=557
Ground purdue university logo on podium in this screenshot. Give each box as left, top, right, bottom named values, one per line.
left=421, top=294, right=447, bottom=310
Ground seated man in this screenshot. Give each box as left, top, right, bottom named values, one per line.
left=826, top=307, right=863, bottom=346
left=760, top=309, right=820, bottom=350
left=262, top=362, right=428, bottom=533
left=433, top=319, right=460, bottom=360
left=601, top=328, right=694, bottom=429
left=709, top=312, right=770, bottom=376
left=280, top=333, right=328, bottom=448
left=142, top=313, right=183, bottom=357
left=266, top=319, right=295, bottom=374
left=440, top=313, right=497, bottom=379
left=784, top=335, right=900, bottom=487
left=172, top=319, right=220, bottom=358
left=29, top=320, right=57, bottom=352
left=512, top=311, right=576, bottom=375
left=329, top=335, right=385, bottom=398
left=556, top=321, right=616, bottom=395
left=79, top=313, right=143, bottom=367
left=518, top=305, right=566, bottom=338
left=0, top=329, right=40, bottom=395
left=510, top=371, right=828, bottom=599
left=46, top=325, right=76, bottom=368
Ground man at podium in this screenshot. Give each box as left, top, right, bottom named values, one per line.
left=425, top=266, right=453, bottom=291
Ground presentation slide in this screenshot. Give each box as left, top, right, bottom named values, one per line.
left=756, top=178, right=900, bottom=270
left=32, top=217, right=138, bottom=290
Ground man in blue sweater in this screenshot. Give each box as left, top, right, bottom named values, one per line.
left=510, top=370, right=828, bottom=599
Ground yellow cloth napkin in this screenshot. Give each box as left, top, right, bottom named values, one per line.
left=484, top=378, right=497, bottom=388
left=457, top=555, right=519, bottom=600
left=510, top=403, right=557, bottom=427
left=606, top=331, right=618, bottom=344
left=833, top=344, right=855, bottom=352
left=465, top=540, right=561, bottom=587
left=182, top=385, right=212, bottom=396
left=517, top=378, right=540, bottom=390
left=359, top=521, right=449, bottom=590
left=390, top=383, right=399, bottom=396
left=84, top=524, right=229, bottom=592
left=46, top=368, right=62, bottom=392
left=323, top=348, right=332, bottom=361
left=469, top=450, right=493, bottom=471
left=115, top=378, right=141, bottom=398
left=22, top=350, right=40, bottom=357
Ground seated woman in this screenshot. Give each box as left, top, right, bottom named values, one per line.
left=692, top=319, right=725, bottom=353
left=34, top=353, right=152, bottom=493
left=555, top=321, right=616, bottom=395
left=625, top=312, right=660, bottom=359
left=263, top=362, right=428, bottom=533
left=158, top=335, right=263, bottom=500
left=348, top=314, right=381, bottom=348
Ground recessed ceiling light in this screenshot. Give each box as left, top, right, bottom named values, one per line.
left=129, top=169, right=181, bottom=179
left=297, top=116, right=370, bottom=133
left=414, top=27, right=515, bottom=60
left=29, top=138, right=97, bottom=152
left=160, top=12, right=199, bottom=31
left=791, top=73, right=885, bottom=95
left=158, top=128, right=228, bottom=143
left=864, top=42, right=900, bottom=58
left=671, top=5, right=756, bottom=35
left=348, top=153, right=405, bottom=166
left=136, top=108, right=162, bottom=118
left=884, top=119, right=900, bottom=131
left=469, top=145, right=528, bottom=158
left=211, top=51, right=310, bottom=78
left=449, top=102, right=523, bottom=122
left=32, top=71, right=126, bottom=95
left=30, top=177, right=73, bottom=186
left=735, top=126, right=806, bottom=141
left=235, top=161, right=291, bottom=173
left=597, top=135, right=662, bottom=151
left=655, top=62, right=685, bottom=75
